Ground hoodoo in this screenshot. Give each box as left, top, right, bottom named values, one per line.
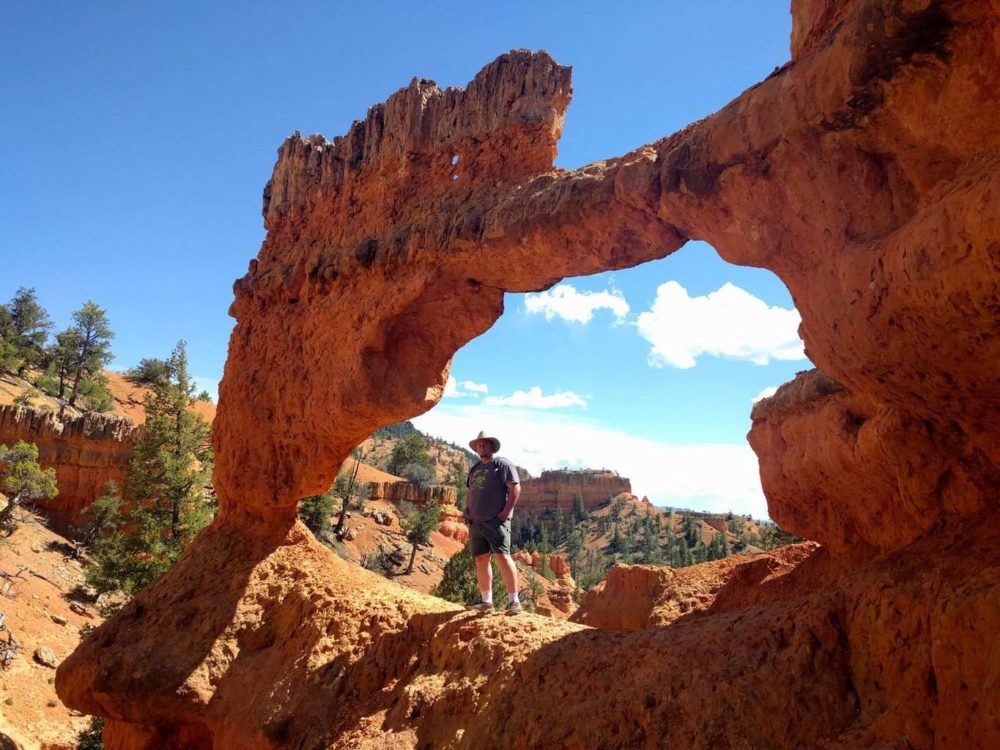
left=58, top=1, right=1000, bottom=747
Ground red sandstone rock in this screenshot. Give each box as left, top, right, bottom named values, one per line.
left=572, top=544, right=818, bottom=631
left=0, top=405, right=138, bottom=533
left=517, top=469, right=631, bottom=514
left=57, top=2, right=1000, bottom=747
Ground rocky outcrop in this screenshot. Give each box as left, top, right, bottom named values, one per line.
left=573, top=544, right=818, bottom=631
left=0, top=405, right=139, bottom=532
left=518, top=469, right=631, bottom=514
left=366, top=480, right=457, bottom=507
left=59, top=2, right=1000, bottom=747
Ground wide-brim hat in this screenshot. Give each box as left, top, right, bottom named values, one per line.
left=469, top=430, right=500, bottom=453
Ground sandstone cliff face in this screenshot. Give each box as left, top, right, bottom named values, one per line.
left=0, top=405, right=139, bottom=532
left=518, top=469, right=631, bottom=514
left=58, top=2, right=1000, bottom=747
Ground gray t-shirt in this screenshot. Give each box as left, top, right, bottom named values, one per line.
left=466, top=457, right=519, bottom=521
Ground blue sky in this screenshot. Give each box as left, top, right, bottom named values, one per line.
left=2, top=2, right=806, bottom=517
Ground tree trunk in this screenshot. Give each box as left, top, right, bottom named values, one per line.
left=405, top=541, right=418, bottom=575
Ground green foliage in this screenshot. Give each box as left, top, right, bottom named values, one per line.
left=124, top=358, right=171, bottom=387
left=371, top=420, right=419, bottom=441
left=388, top=433, right=433, bottom=477
left=64, top=301, right=114, bottom=408
left=298, top=491, right=335, bottom=535
left=75, top=716, right=105, bottom=750
left=0, top=440, right=58, bottom=533
left=75, top=373, right=114, bottom=412
left=572, top=494, right=589, bottom=524
left=432, top=542, right=507, bottom=605
left=85, top=342, right=214, bottom=610
left=196, top=390, right=213, bottom=403
left=757, top=523, right=804, bottom=550
left=0, top=288, right=52, bottom=376
left=72, top=481, right=121, bottom=551
left=399, top=500, right=440, bottom=573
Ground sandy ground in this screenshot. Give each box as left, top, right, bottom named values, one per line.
left=0, top=512, right=102, bottom=749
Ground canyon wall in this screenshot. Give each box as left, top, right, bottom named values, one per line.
left=58, top=1, right=1000, bottom=747
left=0, top=405, right=139, bottom=532
left=518, top=469, right=631, bottom=514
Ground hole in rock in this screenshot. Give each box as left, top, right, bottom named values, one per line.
left=451, top=154, right=460, bottom=166
left=398, top=241, right=813, bottom=584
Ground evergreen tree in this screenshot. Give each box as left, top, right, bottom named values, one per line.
left=332, top=447, right=365, bottom=533
left=124, top=358, right=172, bottom=386
left=86, top=341, right=214, bottom=606
left=65, top=301, right=114, bottom=407
left=47, top=328, right=83, bottom=399
left=388, top=433, right=433, bottom=477
left=299, top=490, right=336, bottom=535
left=72, top=481, right=121, bottom=554
left=399, top=500, right=440, bottom=574
left=69, top=300, right=114, bottom=406
left=432, top=542, right=507, bottom=605
left=0, top=440, right=58, bottom=534
left=572, top=494, right=589, bottom=524
left=2, top=288, right=51, bottom=376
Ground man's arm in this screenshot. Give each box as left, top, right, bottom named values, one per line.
left=497, top=481, right=520, bottom=521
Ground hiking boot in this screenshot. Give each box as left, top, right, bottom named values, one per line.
left=466, top=601, right=494, bottom=612
left=505, top=599, right=522, bottom=615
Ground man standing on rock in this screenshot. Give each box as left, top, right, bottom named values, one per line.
left=464, top=430, right=522, bottom=614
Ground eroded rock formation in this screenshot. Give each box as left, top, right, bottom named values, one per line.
left=518, top=469, right=631, bottom=514
left=0, top=405, right=139, bottom=532
left=58, top=0, right=1000, bottom=746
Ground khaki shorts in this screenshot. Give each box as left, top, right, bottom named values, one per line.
left=469, top=517, right=511, bottom=556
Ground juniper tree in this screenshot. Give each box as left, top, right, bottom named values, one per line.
left=86, top=342, right=214, bottom=605
left=2, top=288, right=51, bottom=376
left=0, top=441, right=58, bottom=534
left=65, top=301, right=114, bottom=407
left=399, top=500, right=440, bottom=574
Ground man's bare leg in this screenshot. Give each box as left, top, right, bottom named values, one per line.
left=496, top=553, right=518, bottom=598
left=474, top=553, right=493, bottom=601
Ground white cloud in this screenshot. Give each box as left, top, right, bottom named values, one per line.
left=444, top=376, right=489, bottom=399
left=484, top=386, right=587, bottom=409
left=461, top=380, right=488, bottom=394
left=524, top=283, right=630, bottom=324
left=413, top=403, right=770, bottom=519
left=635, top=281, right=806, bottom=369
left=751, top=386, right=779, bottom=404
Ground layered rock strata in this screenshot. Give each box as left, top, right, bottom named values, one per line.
left=59, top=1, right=1000, bottom=747
left=0, top=405, right=139, bottom=532
left=518, top=469, right=631, bottom=514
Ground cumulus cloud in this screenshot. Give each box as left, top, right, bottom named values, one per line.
left=751, top=386, right=779, bottom=404
left=413, top=403, right=770, bottom=519
left=444, top=376, right=489, bottom=399
left=635, top=281, right=806, bottom=369
left=524, top=283, right=630, bottom=324
left=461, top=380, right=488, bottom=394
left=484, top=386, right=587, bottom=409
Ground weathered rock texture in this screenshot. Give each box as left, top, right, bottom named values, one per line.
left=573, top=544, right=818, bottom=631
left=58, top=1, right=1000, bottom=747
left=518, top=469, right=631, bottom=514
left=366, top=480, right=457, bottom=507
left=0, top=405, right=139, bottom=532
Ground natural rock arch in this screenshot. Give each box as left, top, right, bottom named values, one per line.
left=58, top=1, right=1000, bottom=746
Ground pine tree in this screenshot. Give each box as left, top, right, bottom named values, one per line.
left=0, top=440, right=58, bottom=534
left=2, top=288, right=51, bottom=376
left=572, top=494, right=589, bottom=524
left=400, top=500, right=440, bottom=574
left=65, top=301, right=114, bottom=407
left=432, top=542, right=507, bottom=605
left=86, top=342, right=214, bottom=606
